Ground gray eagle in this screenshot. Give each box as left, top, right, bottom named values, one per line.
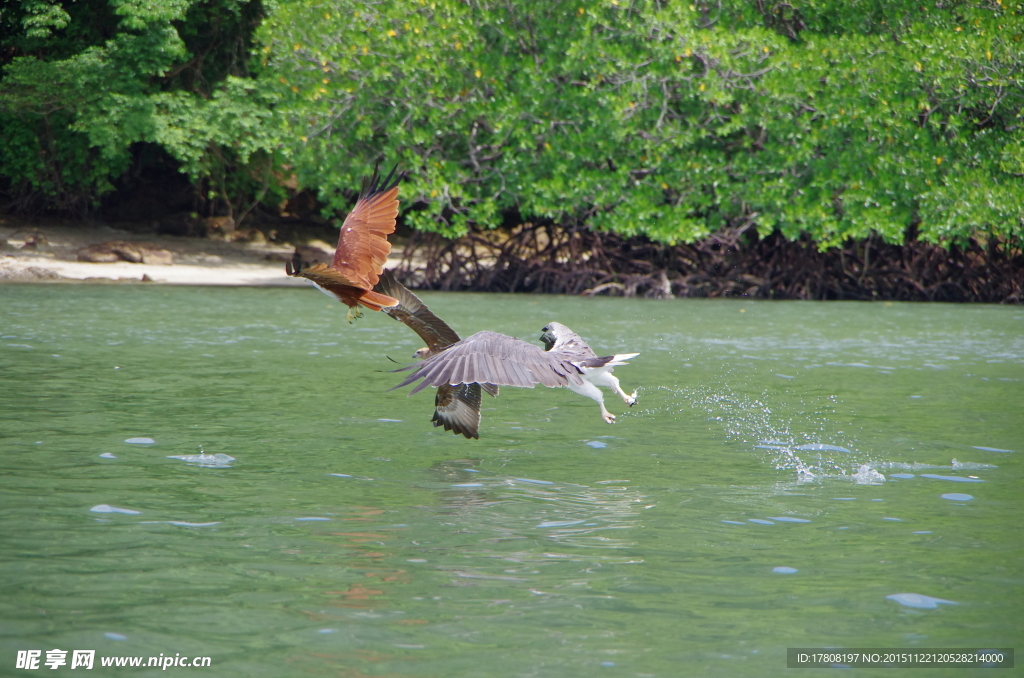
left=391, top=319, right=639, bottom=426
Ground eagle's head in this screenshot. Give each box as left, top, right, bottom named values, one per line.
left=539, top=322, right=572, bottom=351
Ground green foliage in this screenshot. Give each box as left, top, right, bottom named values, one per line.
left=0, top=0, right=274, bottom=215
left=18, top=0, right=71, bottom=38
left=2, top=0, right=1022, bottom=249
left=262, top=0, right=1024, bottom=246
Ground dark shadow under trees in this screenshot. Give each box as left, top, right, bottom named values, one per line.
left=391, top=224, right=1023, bottom=304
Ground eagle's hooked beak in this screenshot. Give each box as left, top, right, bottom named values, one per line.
left=539, top=326, right=556, bottom=351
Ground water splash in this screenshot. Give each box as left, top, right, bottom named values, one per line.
left=853, top=465, right=886, bottom=485
left=951, top=459, right=998, bottom=470
left=652, top=386, right=863, bottom=480
left=646, top=386, right=1003, bottom=489
left=167, top=445, right=235, bottom=468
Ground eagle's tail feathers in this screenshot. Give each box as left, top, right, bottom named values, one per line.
left=358, top=289, right=400, bottom=311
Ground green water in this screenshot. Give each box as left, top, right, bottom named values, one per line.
left=1, top=285, right=1021, bottom=677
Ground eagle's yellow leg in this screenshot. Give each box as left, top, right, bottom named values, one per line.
left=346, top=306, right=364, bottom=323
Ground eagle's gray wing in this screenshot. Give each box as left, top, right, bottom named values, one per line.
left=392, top=330, right=586, bottom=395
left=433, top=383, right=482, bottom=439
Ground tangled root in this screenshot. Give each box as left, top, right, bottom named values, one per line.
left=390, top=224, right=1023, bottom=303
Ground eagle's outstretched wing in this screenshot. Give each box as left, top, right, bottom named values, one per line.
left=332, top=165, right=403, bottom=290
left=374, top=270, right=497, bottom=439
left=433, top=383, right=483, bottom=439
left=374, top=269, right=461, bottom=352
left=285, top=165, right=403, bottom=312
left=391, top=330, right=586, bottom=395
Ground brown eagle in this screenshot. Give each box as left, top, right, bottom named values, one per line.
left=285, top=165, right=404, bottom=322
left=374, top=269, right=498, bottom=439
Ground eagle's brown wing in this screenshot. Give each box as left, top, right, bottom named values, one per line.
left=332, top=165, right=403, bottom=290
left=375, top=270, right=498, bottom=437
left=433, top=383, right=482, bottom=439
left=392, top=330, right=585, bottom=396
left=375, top=271, right=500, bottom=396
left=374, top=269, right=461, bottom=352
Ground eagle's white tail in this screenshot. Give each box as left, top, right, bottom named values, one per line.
left=607, top=352, right=639, bottom=366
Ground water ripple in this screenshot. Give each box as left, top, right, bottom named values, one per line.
left=886, top=593, right=958, bottom=609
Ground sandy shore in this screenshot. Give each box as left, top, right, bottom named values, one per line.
left=0, top=218, right=402, bottom=286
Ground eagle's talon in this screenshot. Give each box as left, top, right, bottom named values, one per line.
left=603, top=412, right=616, bottom=424
left=346, top=306, right=364, bottom=323
left=625, top=390, right=638, bottom=407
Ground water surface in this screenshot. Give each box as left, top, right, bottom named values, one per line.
left=2, top=286, right=1022, bottom=676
